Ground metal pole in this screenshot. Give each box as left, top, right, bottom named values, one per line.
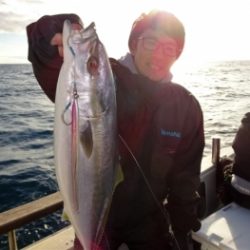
left=8, top=230, right=18, bottom=250
left=212, top=137, right=220, bottom=165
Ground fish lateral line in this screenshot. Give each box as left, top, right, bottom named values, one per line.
left=71, top=98, right=80, bottom=212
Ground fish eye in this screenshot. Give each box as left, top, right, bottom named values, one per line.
left=87, top=56, right=99, bottom=76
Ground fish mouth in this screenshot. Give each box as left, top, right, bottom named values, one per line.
left=69, top=22, right=98, bottom=45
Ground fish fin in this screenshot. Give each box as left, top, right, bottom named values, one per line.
left=94, top=163, right=124, bottom=246
left=61, top=209, right=70, bottom=221
left=114, top=162, right=124, bottom=188
left=80, top=121, right=93, bottom=158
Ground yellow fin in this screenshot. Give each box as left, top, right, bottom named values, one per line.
left=114, top=162, right=124, bottom=189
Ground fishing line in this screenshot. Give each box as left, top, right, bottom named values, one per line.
left=118, top=134, right=181, bottom=250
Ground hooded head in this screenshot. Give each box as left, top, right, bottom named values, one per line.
left=128, top=10, right=185, bottom=59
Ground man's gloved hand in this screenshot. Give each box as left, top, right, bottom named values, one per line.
left=173, top=231, right=193, bottom=250
left=27, top=13, right=82, bottom=59
left=26, top=13, right=82, bottom=102
left=168, top=203, right=201, bottom=233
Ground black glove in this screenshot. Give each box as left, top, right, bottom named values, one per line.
left=173, top=231, right=193, bottom=250
left=167, top=193, right=201, bottom=234
left=168, top=204, right=201, bottom=233
left=27, top=13, right=81, bottom=60
left=26, top=14, right=81, bottom=102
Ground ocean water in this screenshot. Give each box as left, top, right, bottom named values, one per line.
left=173, top=60, right=250, bottom=157
left=0, top=64, right=69, bottom=249
left=0, top=61, right=249, bottom=249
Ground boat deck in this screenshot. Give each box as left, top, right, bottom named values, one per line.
left=22, top=226, right=74, bottom=250
left=22, top=226, right=129, bottom=250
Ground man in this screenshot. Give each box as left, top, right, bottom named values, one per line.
left=230, top=112, right=250, bottom=208
left=27, top=10, right=204, bottom=250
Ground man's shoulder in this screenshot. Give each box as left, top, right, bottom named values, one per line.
left=109, top=58, right=158, bottom=93
left=161, top=81, right=190, bottom=94
left=157, top=81, right=196, bottom=101
left=155, top=81, right=202, bottom=114
left=109, top=58, right=135, bottom=83
left=109, top=58, right=127, bottom=74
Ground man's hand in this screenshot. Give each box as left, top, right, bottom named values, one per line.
left=50, top=23, right=82, bottom=57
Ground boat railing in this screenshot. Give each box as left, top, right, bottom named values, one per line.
left=0, top=138, right=225, bottom=250
left=0, top=191, right=63, bottom=250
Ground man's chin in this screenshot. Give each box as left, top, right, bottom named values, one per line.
left=147, top=72, right=164, bottom=82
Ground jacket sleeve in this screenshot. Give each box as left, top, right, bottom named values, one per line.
left=151, top=88, right=204, bottom=235
left=168, top=95, right=204, bottom=234
left=26, top=14, right=81, bottom=103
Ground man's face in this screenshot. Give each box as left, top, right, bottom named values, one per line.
left=131, top=28, right=178, bottom=82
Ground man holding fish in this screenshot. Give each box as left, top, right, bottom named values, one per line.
left=26, top=9, right=204, bottom=250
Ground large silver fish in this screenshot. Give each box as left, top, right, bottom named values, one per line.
left=54, top=20, right=119, bottom=250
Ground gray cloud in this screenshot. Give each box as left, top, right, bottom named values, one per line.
left=0, top=11, right=35, bottom=33
left=0, top=0, right=44, bottom=33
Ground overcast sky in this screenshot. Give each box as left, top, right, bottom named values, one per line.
left=1, top=0, right=250, bottom=64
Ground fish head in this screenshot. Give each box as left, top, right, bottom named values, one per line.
left=66, top=22, right=115, bottom=117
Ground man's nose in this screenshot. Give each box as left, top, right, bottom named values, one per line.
left=153, top=43, right=165, bottom=56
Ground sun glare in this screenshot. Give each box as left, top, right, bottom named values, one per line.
left=1, top=0, right=250, bottom=63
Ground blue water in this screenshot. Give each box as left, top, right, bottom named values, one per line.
left=0, top=64, right=69, bottom=249
left=0, top=61, right=250, bottom=249
left=173, top=60, right=250, bottom=156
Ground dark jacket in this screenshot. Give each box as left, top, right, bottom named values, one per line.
left=232, top=112, right=250, bottom=181
left=230, top=112, right=250, bottom=208
left=26, top=14, right=204, bottom=239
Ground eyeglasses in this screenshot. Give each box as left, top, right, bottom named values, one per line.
left=138, top=37, right=177, bottom=57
